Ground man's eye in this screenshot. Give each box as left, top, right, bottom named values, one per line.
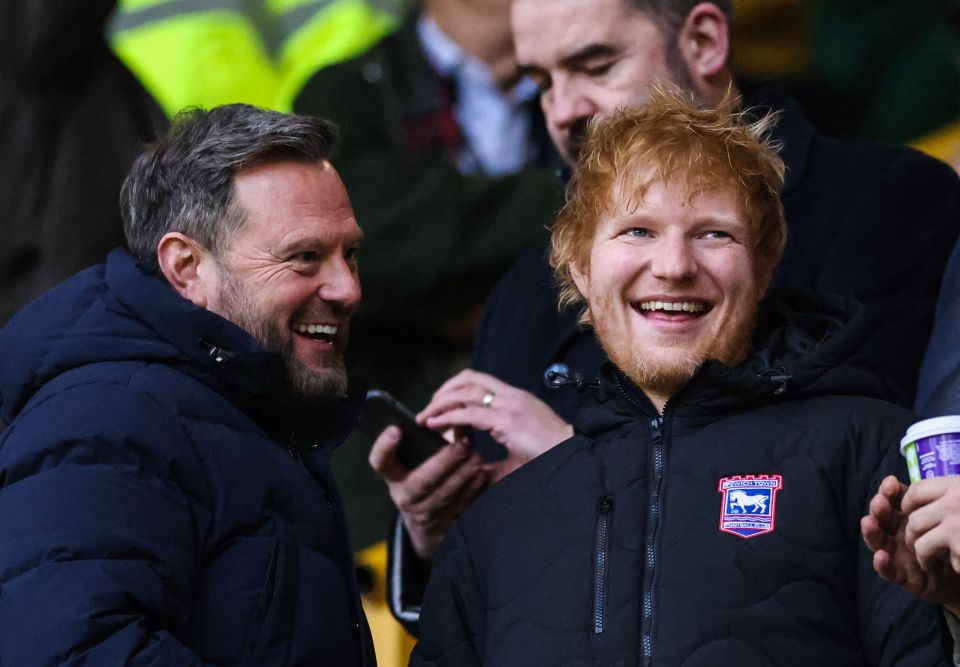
left=344, top=246, right=359, bottom=263
left=702, top=231, right=732, bottom=240
left=291, top=251, right=319, bottom=263
left=584, top=61, right=614, bottom=78
left=624, top=228, right=651, bottom=238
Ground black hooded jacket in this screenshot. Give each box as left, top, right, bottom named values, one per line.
left=411, top=290, right=949, bottom=666
left=0, top=250, right=374, bottom=665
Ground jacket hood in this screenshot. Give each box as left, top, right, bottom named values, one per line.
left=0, top=249, right=362, bottom=444
left=578, top=288, right=880, bottom=435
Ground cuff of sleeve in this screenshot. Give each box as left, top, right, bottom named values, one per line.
left=387, top=516, right=432, bottom=636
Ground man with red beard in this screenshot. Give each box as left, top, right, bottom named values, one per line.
left=410, top=90, right=949, bottom=665
left=0, top=105, right=375, bottom=665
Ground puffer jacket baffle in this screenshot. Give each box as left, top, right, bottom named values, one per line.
left=412, top=290, right=950, bottom=666
left=0, top=249, right=375, bottom=666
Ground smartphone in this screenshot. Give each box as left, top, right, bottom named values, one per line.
left=357, top=389, right=447, bottom=469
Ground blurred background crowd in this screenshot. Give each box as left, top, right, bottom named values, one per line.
left=2, top=0, right=959, bottom=663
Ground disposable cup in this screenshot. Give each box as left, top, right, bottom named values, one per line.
left=900, top=416, right=960, bottom=482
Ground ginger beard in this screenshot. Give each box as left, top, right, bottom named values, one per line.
left=591, top=287, right=757, bottom=397
left=215, top=262, right=350, bottom=400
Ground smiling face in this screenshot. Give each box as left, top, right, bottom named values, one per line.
left=512, top=0, right=686, bottom=165
left=572, top=177, right=761, bottom=407
left=205, top=160, right=362, bottom=399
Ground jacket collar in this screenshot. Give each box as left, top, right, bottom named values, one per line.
left=578, top=289, right=870, bottom=432
left=106, top=249, right=363, bottom=449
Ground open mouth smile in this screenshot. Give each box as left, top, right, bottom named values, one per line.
left=638, top=300, right=707, bottom=314
left=292, top=322, right=338, bottom=344
left=635, top=299, right=712, bottom=320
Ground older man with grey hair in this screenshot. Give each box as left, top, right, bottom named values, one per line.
left=0, top=105, right=374, bottom=665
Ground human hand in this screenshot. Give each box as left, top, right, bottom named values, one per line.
left=861, top=475, right=960, bottom=615
left=368, top=425, right=488, bottom=559
left=417, top=369, right=574, bottom=483
left=901, top=476, right=960, bottom=613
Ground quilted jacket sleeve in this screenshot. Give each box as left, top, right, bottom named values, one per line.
left=409, top=522, right=484, bottom=666
left=0, top=380, right=214, bottom=665
left=916, top=232, right=960, bottom=417
left=854, top=410, right=951, bottom=666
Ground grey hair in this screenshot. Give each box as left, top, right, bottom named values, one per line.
left=623, top=0, right=733, bottom=37
left=623, top=0, right=733, bottom=79
left=120, top=104, right=339, bottom=273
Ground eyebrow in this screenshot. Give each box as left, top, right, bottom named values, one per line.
left=276, top=229, right=363, bottom=256
left=559, top=43, right=622, bottom=69
left=517, top=43, right=622, bottom=78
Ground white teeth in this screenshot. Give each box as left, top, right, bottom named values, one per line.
left=640, top=301, right=705, bottom=313
left=293, top=323, right=338, bottom=335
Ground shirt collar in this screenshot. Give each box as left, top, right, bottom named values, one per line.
left=416, top=13, right=538, bottom=106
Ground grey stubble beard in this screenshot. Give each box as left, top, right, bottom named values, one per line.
left=215, top=266, right=349, bottom=400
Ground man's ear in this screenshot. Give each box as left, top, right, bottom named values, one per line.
left=676, top=3, right=731, bottom=98
left=156, top=233, right=217, bottom=308
left=569, top=261, right=590, bottom=300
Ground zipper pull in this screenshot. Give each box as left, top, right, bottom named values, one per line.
left=758, top=366, right=792, bottom=395
left=649, top=417, right=663, bottom=443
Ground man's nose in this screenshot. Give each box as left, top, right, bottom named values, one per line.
left=651, top=236, right=697, bottom=282
left=318, top=258, right=361, bottom=311
left=543, top=79, right=595, bottom=130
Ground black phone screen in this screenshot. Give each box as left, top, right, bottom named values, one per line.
left=357, top=390, right=447, bottom=469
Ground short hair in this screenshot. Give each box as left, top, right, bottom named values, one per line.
left=550, top=86, right=786, bottom=324
left=120, top=104, right=339, bottom=273
left=625, top=0, right=733, bottom=77
left=626, top=0, right=733, bottom=39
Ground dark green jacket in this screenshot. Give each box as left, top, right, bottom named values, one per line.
left=294, top=14, right=564, bottom=332
left=294, top=15, right=564, bottom=549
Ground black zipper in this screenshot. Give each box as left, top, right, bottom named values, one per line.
left=641, top=415, right=665, bottom=666
left=611, top=373, right=675, bottom=664
left=593, top=495, right=614, bottom=634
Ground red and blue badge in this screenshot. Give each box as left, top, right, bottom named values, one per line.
left=718, top=474, right=783, bottom=539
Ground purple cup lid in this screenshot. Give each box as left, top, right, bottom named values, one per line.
left=901, top=415, right=960, bottom=455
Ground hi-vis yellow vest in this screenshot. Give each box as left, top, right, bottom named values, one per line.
left=109, top=0, right=402, bottom=115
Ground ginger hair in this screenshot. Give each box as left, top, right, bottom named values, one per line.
left=550, top=85, right=786, bottom=324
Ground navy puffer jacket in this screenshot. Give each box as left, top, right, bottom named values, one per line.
left=0, top=249, right=375, bottom=666
left=412, top=291, right=949, bottom=666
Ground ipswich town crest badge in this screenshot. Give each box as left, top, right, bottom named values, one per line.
left=717, top=474, right=783, bottom=539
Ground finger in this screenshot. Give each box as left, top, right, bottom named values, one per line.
left=861, top=514, right=893, bottom=553
left=430, top=468, right=489, bottom=524
left=419, top=370, right=520, bottom=418
left=422, top=405, right=500, bottom=434
left=904, top=502, right=943, bottom=549
left=867, top=487, right=901, bottom=535
left=902, top=477, right=955, bottom=514
left=407, top=453, right=485, bottom=515
left=417, top=385, right=492, bottom=423
left=395, top=440, right=472, bottom=506
left=878, top=475, right=907, bottom=508
left=913, top=524, right=951, bottom=572
left=368, top=426, right=407, bottom=483
left=872, top=549, right=896, bottom=582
